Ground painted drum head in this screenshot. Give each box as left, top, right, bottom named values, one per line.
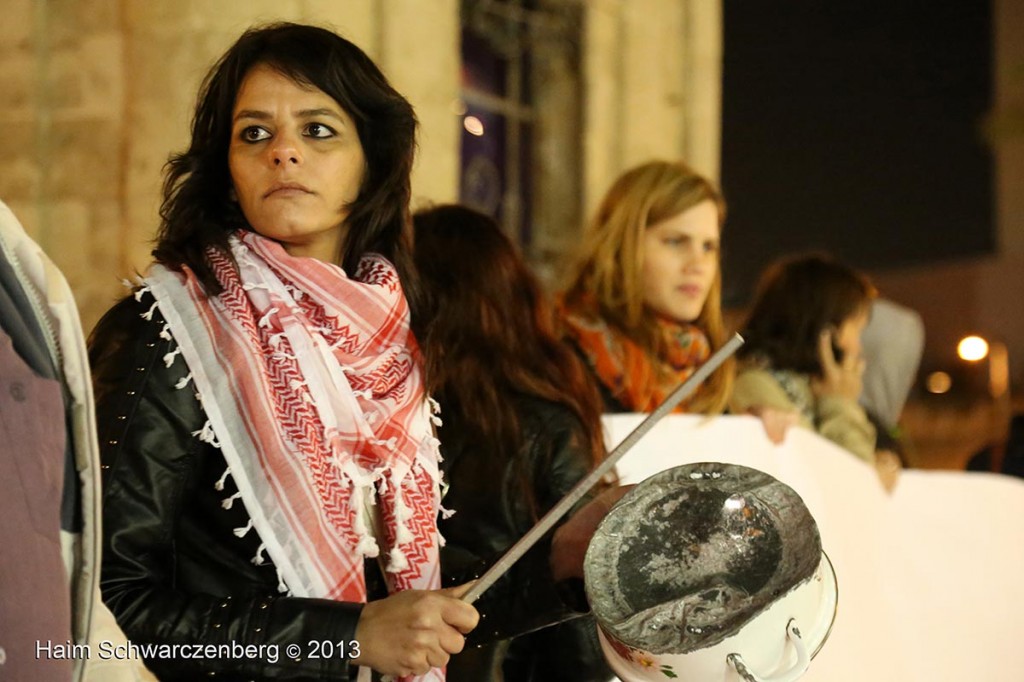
left=584, top=462, right=822, bottom=655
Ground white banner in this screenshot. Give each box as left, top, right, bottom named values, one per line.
left=601, top=414, right=1024, bottom=682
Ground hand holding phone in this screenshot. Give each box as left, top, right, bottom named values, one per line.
left=830, top=335, right=845, bottom=365
left=812, top=328, right=864, bottom=401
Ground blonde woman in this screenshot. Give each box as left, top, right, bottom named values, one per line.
left=560, top=160, right=734, bottom=416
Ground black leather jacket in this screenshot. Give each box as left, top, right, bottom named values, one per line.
left=90, top=295, right=374, bottom=681
left=438, top=394, right=613, bottom=682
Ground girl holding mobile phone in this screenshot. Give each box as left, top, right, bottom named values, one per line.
left=729, top=253, right=881, bottom=465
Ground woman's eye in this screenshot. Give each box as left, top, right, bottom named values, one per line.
left=305, top=122, right=336, bottom=138
left=241, top=126, right=270, bottom=142
left=704, top=242, right=720, bottom=253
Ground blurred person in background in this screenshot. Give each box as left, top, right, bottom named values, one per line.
left=859, top=298, right=925, bottom=462
left=559, top=160, right=795, bottom=444
left=0, top=200, right=153, bottom=681
left=414, top=204, right=620, bottom=682
left=730, top=253, right=901, bottom=489
left=559, top=160, right=734, bottom=417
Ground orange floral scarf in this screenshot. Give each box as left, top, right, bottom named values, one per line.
left=561, top=305, right=711, bottom=413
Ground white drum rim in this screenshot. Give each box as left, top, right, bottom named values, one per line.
left=807, top=550, right=839, bottom=660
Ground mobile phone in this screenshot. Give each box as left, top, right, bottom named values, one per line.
left=822, top=326, right=845, bottom=364
left=831, top=338, right=845, bottom=364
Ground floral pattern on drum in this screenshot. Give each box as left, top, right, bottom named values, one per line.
left=602, top=629, right=679, bottom=678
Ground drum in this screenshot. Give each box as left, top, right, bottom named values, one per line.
left=584, top=463, right=838, bottom=681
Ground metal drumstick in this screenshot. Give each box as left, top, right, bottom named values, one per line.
left=461, top=332, right=744, bottom=604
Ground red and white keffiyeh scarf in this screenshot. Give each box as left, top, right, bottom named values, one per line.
left=145, top=231, right=443, bottom=679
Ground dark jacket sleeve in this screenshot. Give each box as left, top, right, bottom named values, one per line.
left=90, top=295, right=362, bottom=681
left=444, top=403, right=598, bottom=645
left=506, top=408, right=613, bottom=682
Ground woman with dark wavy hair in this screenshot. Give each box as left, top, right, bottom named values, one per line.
left=153, top=23, right=423, bottom=312
left=88, top=23, right=476, bottom=681
left=414, top=204, right=617, bottom=682
left=730, top=253, right=881, bottom=465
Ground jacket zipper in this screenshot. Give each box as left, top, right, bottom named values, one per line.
left=0, top=228, right=65, bottom=380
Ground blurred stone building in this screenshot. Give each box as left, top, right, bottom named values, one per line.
left=3, top=0, right=1024, bottom=468
left=0, top=0, right=722, bottom=332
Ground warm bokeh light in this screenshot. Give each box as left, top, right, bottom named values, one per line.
left=463, top=115, right=485, bottom=136
left=926, top=371, right=952, bottom=394
left=957, top=335, right=989, bottom=362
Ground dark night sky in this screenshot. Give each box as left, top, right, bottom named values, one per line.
left=720, top=2, right=993, bottom=306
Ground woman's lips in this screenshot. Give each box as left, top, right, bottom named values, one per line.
left=678, top=284, right=703, bottom=297
left=264, top=182, right=312, bottom=198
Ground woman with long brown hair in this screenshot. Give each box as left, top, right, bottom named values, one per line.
left=414, top=204, right=616, bottom=682
left=561, top=159, right=733, bottom=416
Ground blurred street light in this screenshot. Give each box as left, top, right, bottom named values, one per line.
left=989, top=341, right=1010, bottom=398
left=957, top=335, right=989, bottom=362
left=463, top=115, right=485, bottom=136
left=926, top=371, right=952, bottom=394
